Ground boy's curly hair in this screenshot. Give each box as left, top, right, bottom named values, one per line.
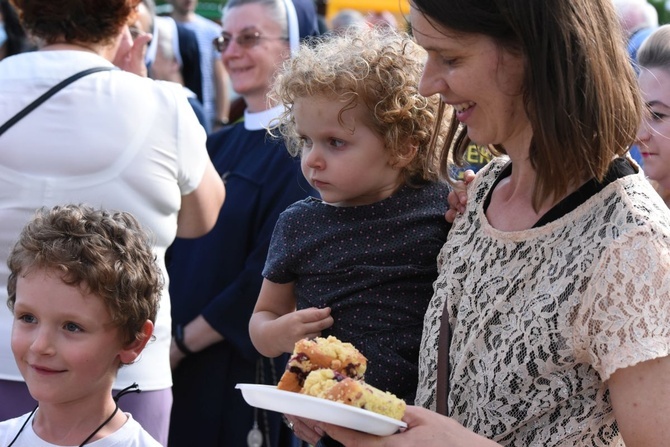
left=270, top=26, right=448, bottom=185
left=7, top=204, right=162, bottom=347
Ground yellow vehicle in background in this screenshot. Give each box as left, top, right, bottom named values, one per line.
left=323, top=0, right=410, bottom=28
left=156, top=0, right=411, bottom=28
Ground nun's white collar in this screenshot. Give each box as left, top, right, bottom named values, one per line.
left=243, top=105, right=284, bottom=131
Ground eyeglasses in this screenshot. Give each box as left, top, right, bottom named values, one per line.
left=213, top=31, right=288, bottom=52
left=128, top=25, right=151, bottom=47
left=128, top=26, right=143, bottom=41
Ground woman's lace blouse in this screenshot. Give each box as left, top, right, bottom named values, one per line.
left=417, top=157, right=670, bottom=446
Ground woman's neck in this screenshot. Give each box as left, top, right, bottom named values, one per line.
left=40, top=40, right=117, bottom=62
left=487, top=153, right=591, bottom=231
left=497, top=128, right=584, bottom=213
left=244, top=93, right=277, bottom=114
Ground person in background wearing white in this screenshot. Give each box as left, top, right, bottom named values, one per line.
left=169, top=0, right=231, bottom=131
left=136, top=0, right=212, bottom=134
left=165, top=0, right=319, bottom=445
left=0, top=1, right=225, bottom=445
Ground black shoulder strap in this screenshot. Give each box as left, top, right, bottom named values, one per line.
left=0, top=66, right=115, bottom=137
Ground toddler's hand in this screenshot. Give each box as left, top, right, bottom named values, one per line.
left=277, top=307, right=334, bottom=351
left=445, top=169, right=475, bottom=223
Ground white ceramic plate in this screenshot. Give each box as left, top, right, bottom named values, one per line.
left=235, top=383, right=407, bottom=436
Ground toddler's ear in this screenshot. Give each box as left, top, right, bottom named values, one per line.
left=392, top=143, right=418, bottom=169
left=119, top=320, right=154, bottom=365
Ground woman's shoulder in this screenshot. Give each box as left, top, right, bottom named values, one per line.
left=0, top=50, right=111, bottom=84
left=618, top=172, right=670, bottom=228
left=562, top=170, right=670, bottom=247
left=454, top=156, right=509, bottom=203
left=0, top=51, right=36, bottom=77
left=125, top=77, right=194, bottom=110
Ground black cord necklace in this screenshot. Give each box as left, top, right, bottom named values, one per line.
left=7, top=383, right=140, bottom=447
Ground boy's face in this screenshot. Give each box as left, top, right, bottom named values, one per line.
left=11, top=268, right=130, bottom=406
left=294, top=95, right=404, bottom=207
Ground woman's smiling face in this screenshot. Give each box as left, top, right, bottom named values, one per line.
left=220, top=3, right=290, bottom=112
left=410, top=7, right=531, bottom=153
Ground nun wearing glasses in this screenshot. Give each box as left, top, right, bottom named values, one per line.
left=165, top=0, right=319, bottom=446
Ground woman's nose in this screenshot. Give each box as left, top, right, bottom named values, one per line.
left=418, top=57, right=445, bottom=98
left=221, top=40, right=242, bottom=61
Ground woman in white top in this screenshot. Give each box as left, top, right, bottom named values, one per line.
left=0, top=0, right=225, bottom=444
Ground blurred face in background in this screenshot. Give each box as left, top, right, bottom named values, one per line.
left=170, top=0, right=197, bottom=16
left=637, top=67, right=670, bottom=189
left=220, top=3, right=289, bottom=112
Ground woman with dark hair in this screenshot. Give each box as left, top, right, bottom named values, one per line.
left=0, top=1, right=225, bottom=444
left=305, top=0, right=670, bottom=446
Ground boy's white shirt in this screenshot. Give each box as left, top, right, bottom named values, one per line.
left=0, top=411, right=161, bottom=446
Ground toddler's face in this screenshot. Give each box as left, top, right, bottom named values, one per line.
left=10, top=268, right=127, bottom=406
left=294, top=95, right=404, bottom=207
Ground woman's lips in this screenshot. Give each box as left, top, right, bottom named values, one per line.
left=453, top=101, right=476, bottom=123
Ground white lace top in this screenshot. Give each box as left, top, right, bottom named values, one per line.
left=417, top=157, right=670, bottom=446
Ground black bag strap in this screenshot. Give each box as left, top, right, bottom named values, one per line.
left=0, top=66, right=114, bottom=137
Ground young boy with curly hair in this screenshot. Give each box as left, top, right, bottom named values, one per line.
left=250, top=26, right=451, bottom=410
left=0, top=204, right=162, bottom=446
